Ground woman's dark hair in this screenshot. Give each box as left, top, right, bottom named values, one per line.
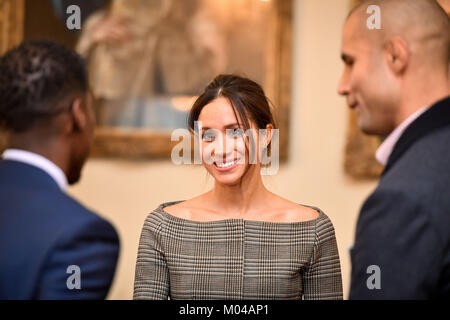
left=188, top=74, right=277, bottom=136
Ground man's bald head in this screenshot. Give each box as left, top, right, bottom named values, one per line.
left=339, top=0, right=450, bottom=136
left=348, top=0, right=450, bottom=70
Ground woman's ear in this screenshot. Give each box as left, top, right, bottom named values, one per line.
left=385, top=36, right=409, bottom=75
left=264, top=124, right=274, bottom=148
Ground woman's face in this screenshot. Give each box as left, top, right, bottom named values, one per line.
left=198, top=97, right=259, bottom=186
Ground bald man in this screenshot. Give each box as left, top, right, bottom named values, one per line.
left=338, top=0, right=450, bottom=299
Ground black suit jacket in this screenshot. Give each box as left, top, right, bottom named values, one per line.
left=0, top=159, right=120, bottom=299
left=349, top=96, right=450, bottom=299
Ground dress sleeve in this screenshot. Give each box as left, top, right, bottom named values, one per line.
left=133, top=213, right=170, bottom=300
left=302, top=216, right=343, bottom=300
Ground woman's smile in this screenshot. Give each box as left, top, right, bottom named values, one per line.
left=213, top=158, right=241, bottom=172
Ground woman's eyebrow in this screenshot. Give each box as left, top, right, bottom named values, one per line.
left=224, top=123, right=241, bottom=129
left=201, top=123, right=241, bottom=131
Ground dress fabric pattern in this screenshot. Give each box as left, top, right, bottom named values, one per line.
left=134, top=201, right=343, bottom=300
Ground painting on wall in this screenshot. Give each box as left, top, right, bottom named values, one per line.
left=0, top=0, right=293, bottom=161
left=0, top=0, right=24, bottom=155
left=344, top=111, right=383, bottom=180
left=78, top=0, right=293, bottom=160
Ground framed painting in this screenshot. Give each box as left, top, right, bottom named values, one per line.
left=344, top=110, right=383, bottom=179
left=0, top=0, right=25, bottom=154
left=0, top=0, right=24, bottom=54
left=0, top=0, right=293, bottom=162
left=80, top=0, right=293, bottom=160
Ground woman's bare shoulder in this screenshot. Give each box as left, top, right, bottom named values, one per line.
left=163, top=194, right=211, bottom=219
left=269, top=196, right=321, bottom=223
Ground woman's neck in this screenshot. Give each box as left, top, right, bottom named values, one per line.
left=208, top=167, right=272, bottom=218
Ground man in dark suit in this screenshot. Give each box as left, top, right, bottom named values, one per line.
left=0, top=41, right=119, bottom=299
left=338, top=0, right=450, bottom=299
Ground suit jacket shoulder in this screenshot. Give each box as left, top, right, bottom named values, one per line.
left=0, top=160, right=120, bottom=299
left=350, top=97, right=450, bottom=299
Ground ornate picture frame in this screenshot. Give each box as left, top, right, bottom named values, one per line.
left=0, top=0, right=292, bottom=162
left=0, top=0, right=24, bottom=54
left=0, top=0, right=24, bottom=153
left=88, top=0, right=293, bottom=161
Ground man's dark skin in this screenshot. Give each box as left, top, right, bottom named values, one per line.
left=7, top=91, right=96, bottom=185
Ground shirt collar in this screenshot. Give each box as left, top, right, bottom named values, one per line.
left=1, top=149, right=68, bottom=191
left=376, top=107, right=429, bottom=166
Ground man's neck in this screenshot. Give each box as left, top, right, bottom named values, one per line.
left=396, top=74, right=450, bottom=126
left=8, top=134, right=70, bottom=180
left=2, top=148, right=69, bottom=191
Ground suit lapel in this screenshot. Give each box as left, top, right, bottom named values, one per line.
left=383, top=96, right=450, bottom=175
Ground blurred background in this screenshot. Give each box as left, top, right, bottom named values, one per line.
left=1, top=0, right=448, bottom=299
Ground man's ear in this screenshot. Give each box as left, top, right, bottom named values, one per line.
left=385, top=36, right=409, bottom=74
left=69, top=97, right=87, bottom=133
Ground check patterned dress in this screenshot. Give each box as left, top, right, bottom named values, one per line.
left=134, top=201, right=343, bottom=300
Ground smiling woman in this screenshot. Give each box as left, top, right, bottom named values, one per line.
left=189, top=74, right=277, bottom=180
left=133, top=74, right=343, bottom=300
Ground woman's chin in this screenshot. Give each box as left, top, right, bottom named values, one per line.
left=209, top=168, right=245, bottom=186
left=215, top=178, right=242, bottom=187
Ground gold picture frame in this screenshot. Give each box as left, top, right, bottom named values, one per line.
left=0, top=0, right=24, bottom=154
left=0, top=0, right=292, bottom=162
left=0, top=0, right=24, bottom=55
left=89, top=0, right=293, bottom=161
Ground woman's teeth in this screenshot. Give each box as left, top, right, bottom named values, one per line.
left=215, top=159, right=238, bottom=168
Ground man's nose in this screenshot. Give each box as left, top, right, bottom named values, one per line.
left=337, top=73, right=350, bottom=96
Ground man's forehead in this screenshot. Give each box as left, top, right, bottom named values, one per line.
left=343, top=9, right=368, bottom=41
left=342, top=21, right=367, bottom=52
left=342, top=10, right=381, bottom=53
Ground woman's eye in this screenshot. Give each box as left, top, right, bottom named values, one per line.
left=228, top=129, right=243, bottom=138
left=202, top=132, right=215, bottom=141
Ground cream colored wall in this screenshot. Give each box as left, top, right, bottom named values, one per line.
left=68, top=0, right=377, bottom=300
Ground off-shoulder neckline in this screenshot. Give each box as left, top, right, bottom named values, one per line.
left=155, top=200, right=326, bottom=226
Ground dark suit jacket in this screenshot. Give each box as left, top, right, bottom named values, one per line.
left=0, top=159, right=120, bottom=299
left=350, top=96, right=450, bottom=299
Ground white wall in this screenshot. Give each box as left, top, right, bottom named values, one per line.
left=68, top=0, right=377, bottom=299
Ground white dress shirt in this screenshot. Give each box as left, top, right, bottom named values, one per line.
left=1, top=148, right=68, bottom=191
left=375, top=107, right=429, bottom=166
